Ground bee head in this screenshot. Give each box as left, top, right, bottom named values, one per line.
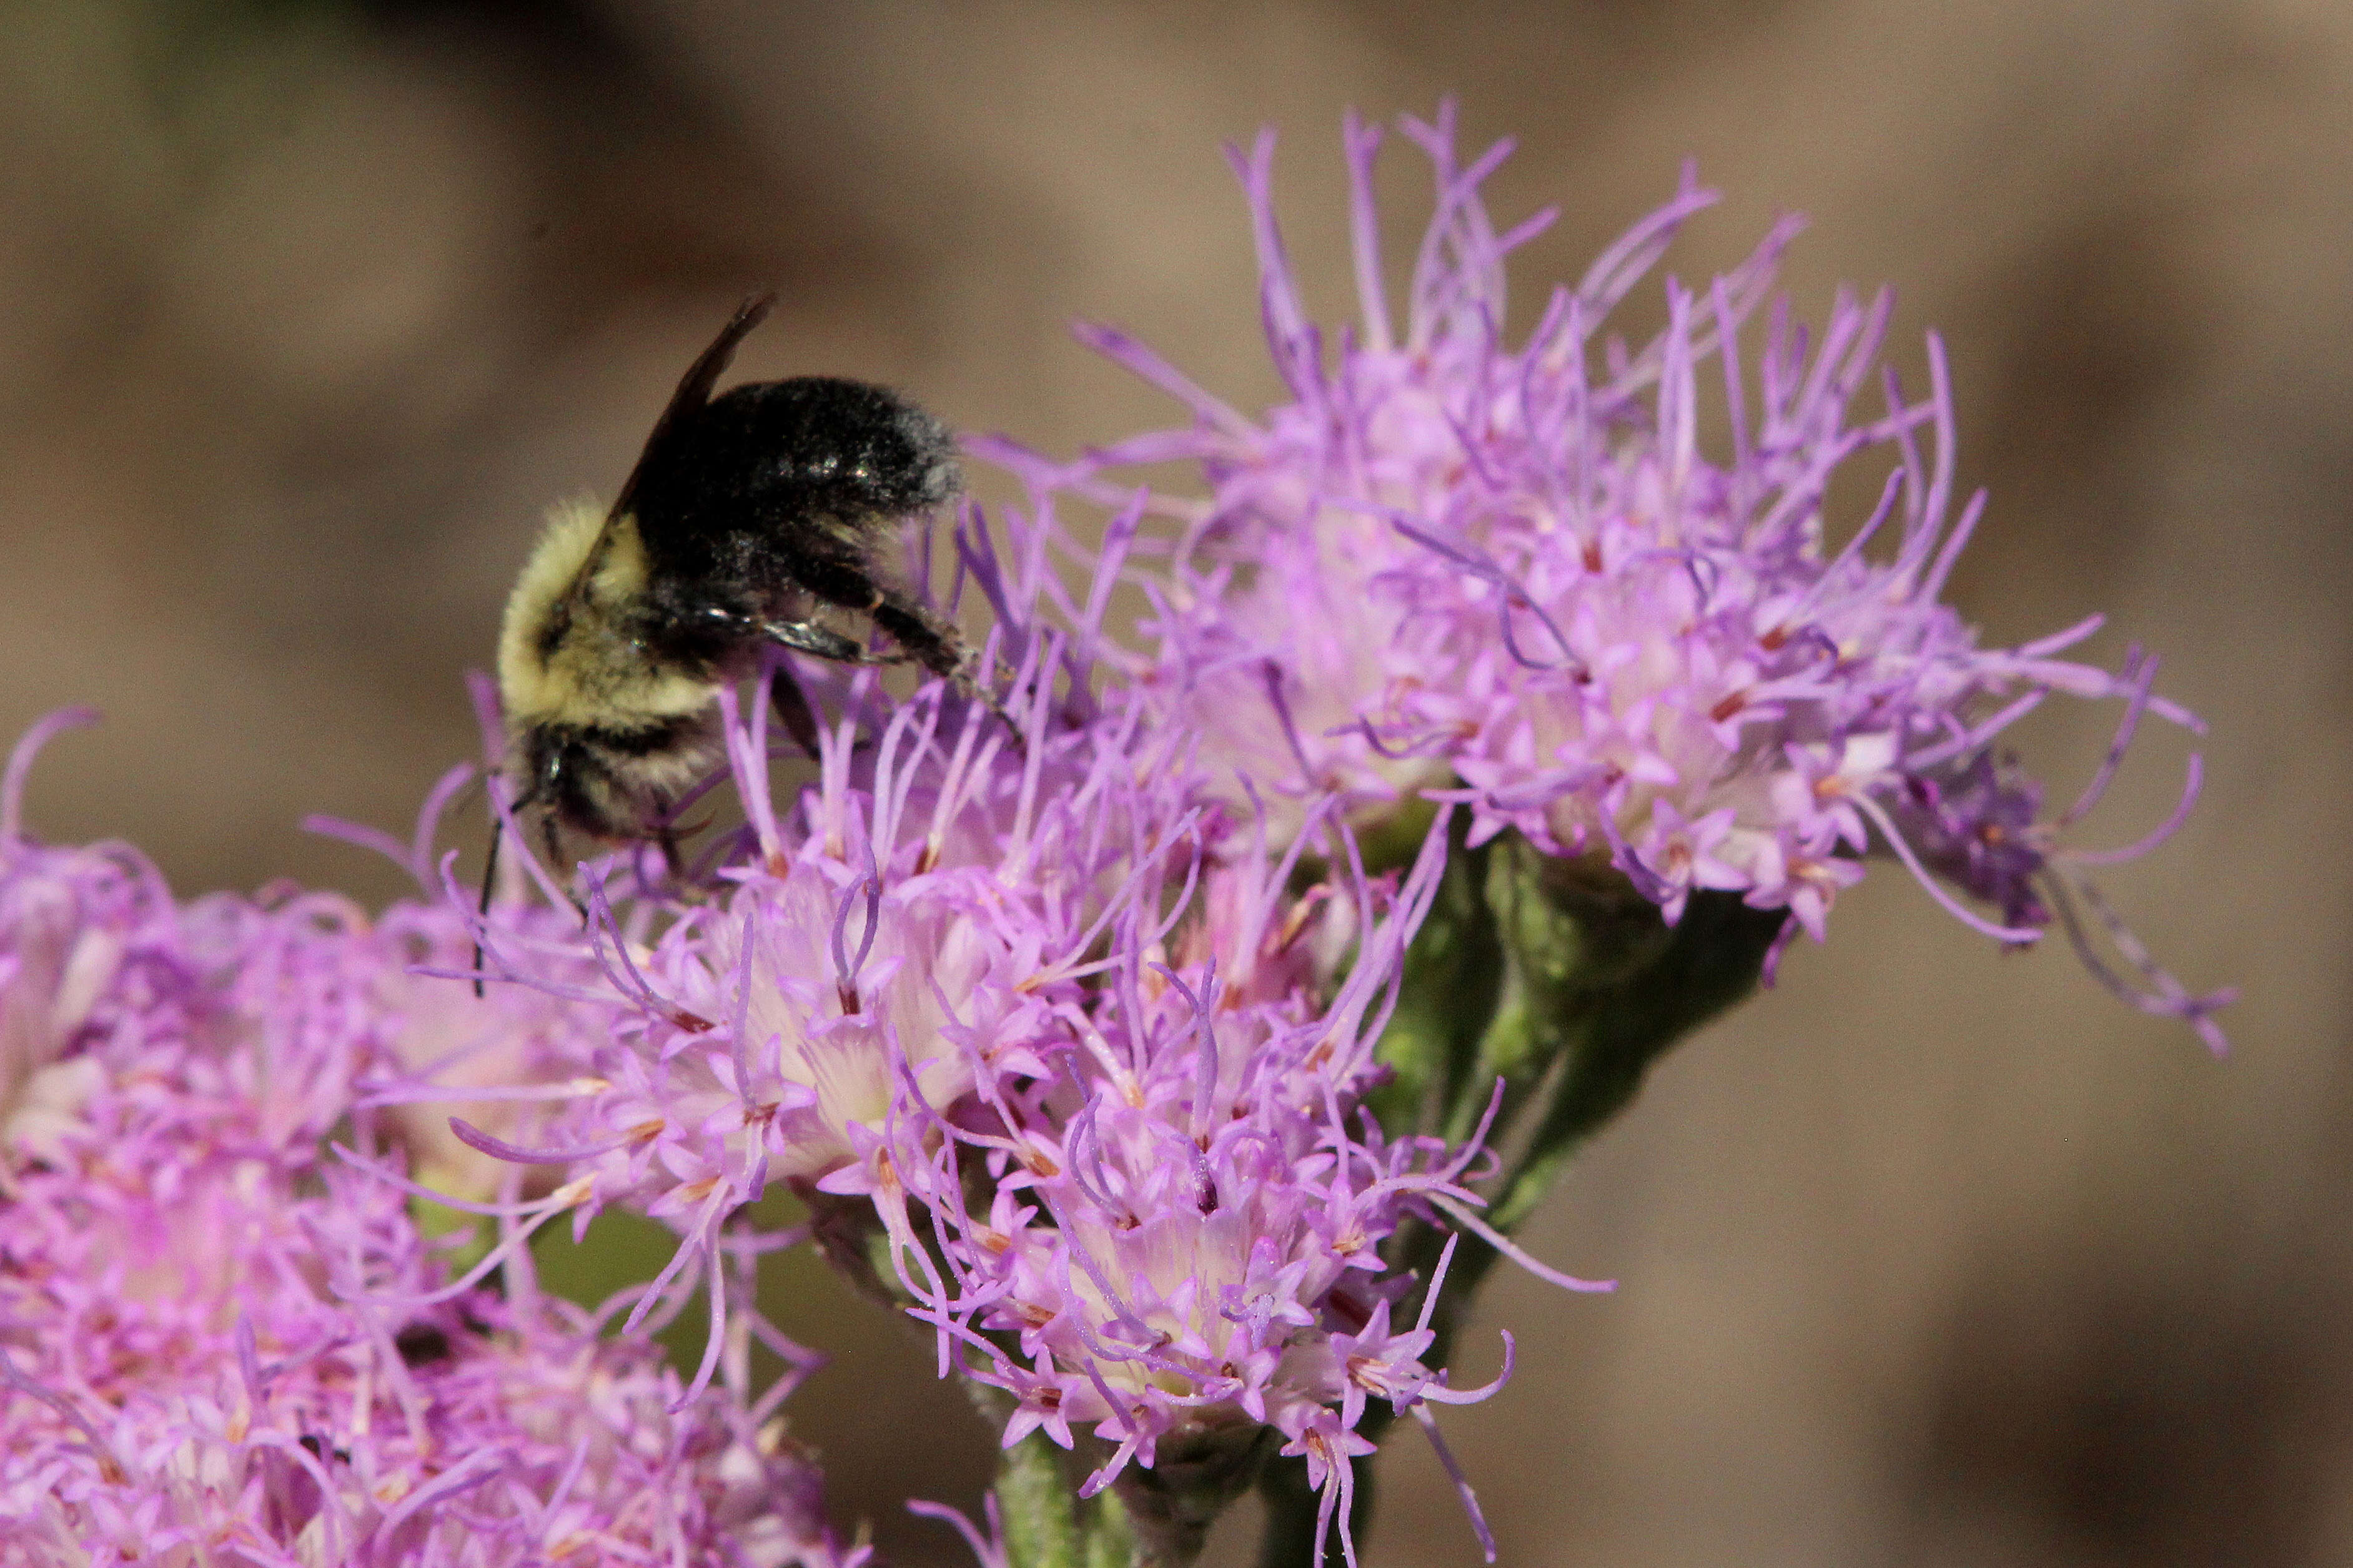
left=515, top=715, right=720, bottom=846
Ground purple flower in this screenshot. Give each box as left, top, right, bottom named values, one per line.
left=0, top=711, right=167, bottom=1166
left=908, top=1494, right=1012, bottom=1568
left=983, top=104, right=2231, bottom=1046
left=468, top=634, right=1203, bottom=1358
left=301, top=757, right=624, bottom=1206
left=0, top=714, right=858, bottom=1567
left=432, top=511, right=1602, bottom=1564
left=890, top=794, right=1587, bottom=1566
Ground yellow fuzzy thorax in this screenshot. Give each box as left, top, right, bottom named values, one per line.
left=497, top=498, right=718, bottom=733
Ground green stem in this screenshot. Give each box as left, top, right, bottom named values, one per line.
left=1440, top=839, right=1669, bottom=1147
left=1410, top=886, right=1788, bottom=1374
left=1487, top=889, right=1786, bottom=1230
left=971, top=1385, right=1150, bottom=1568
left=1260, top=870, right=1785, bottom=1568
left=995, top=1427, right=1085, bottom=1568
left=1114, top=1423, right=1279, bottom=1566
left=1082, top=1489, right=1138, bottom=1568
left=1364, top=811, right=1502, bottom=1137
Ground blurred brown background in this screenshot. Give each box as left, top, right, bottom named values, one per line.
left=0, top=2, right=2343, bottom=1564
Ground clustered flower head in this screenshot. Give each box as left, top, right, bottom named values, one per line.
left=434, top=518, right=1585, bottom=1565
left=985, top=103, right=2231, bottom=1047
left=0, top=712, right=858, bottom=1568
left=928, top=804, right=1547, bottom=1507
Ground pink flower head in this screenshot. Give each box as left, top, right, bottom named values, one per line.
left=436, top=503, right=1597, bottom=1562
left=443, top=512, right=1212, bottom=1382
left=0, top=710, right=177, bottom=1168
left=2, top=1162, right=856, bottom=1568
left=0, top=713, right=859, bottom=1567
left=300, top=756, right=620, bottom=1205
left=986, top=103, right=2230, bottom=1046
left=892, top=796, right=1603, bottom=1564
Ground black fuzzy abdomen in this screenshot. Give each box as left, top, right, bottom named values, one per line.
left=629, top=376, right=960, bottom=590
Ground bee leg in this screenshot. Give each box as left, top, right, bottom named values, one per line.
left=656, top=818, right=690, bottom=892
left=761, top=617, right=905, bottom=666
left=472, top=816, right=505, bottom=999
left=760, top=616, right=924, bottom=755
left=868, top=590, right=1024, bottom=746
left=781, top=555, right=1025, bottom=746
left=768, top=661, right=823, bottom=759
left=861, top=592, right=963, bottom=681
left=540, top=814, right=587, bottom=922
left=776, top=555, right=958, bottom=676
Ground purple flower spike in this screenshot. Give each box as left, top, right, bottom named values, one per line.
left=1010, top=102, right=2229, bottom=1045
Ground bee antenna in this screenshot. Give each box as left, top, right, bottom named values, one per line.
left=472, top=815, right=505, bottom=1000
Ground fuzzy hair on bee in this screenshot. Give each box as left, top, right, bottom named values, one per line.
left=480, top=294, right=971, bottom=975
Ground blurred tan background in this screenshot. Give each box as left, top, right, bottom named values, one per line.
left=0, top=2, right=2344, bottom=1564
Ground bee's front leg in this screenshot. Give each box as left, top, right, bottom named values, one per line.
left=759, top=616, right=901, bottom=666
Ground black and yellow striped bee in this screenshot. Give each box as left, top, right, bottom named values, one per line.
left=490, top=293, right=968, bottom=894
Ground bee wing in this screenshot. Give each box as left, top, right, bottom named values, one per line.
left=609, top=291, right=778, bottom=523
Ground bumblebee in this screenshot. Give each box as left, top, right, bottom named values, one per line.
left=491, top=293, right=970, bottom=889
